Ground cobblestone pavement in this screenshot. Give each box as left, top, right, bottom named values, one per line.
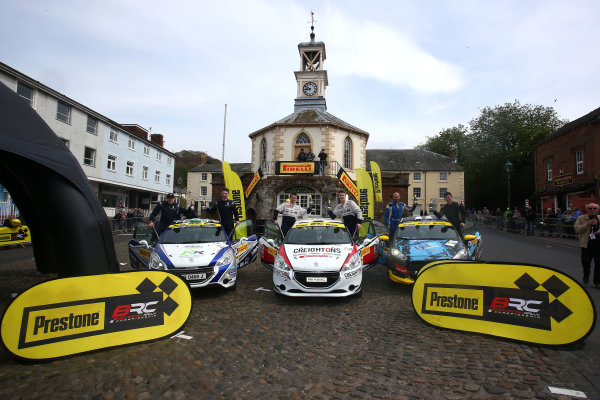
left=0, top=239, right=599, bottom=400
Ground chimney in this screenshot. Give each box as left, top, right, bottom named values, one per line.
left=150, top=133, right=164, bottom=147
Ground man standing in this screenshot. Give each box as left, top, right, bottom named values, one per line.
left=318, top=148, right=327, bottom=176
left=273, top=193, right=311, bottom=237
left=574, top=203, right=600, bottom=289
left=433, top=192, right=466, bottom=237
left=328, top=191, right=363, bottom=237
left=384, top=192, right=416, bottom=238
left=206, top=188, right=240, bottom=238
left=149, top=193, right=184, bottom=239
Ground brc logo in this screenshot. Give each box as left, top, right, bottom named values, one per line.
left=112, top=302, right=159, bottom=319
left=490, top=297, right=543, bottom=313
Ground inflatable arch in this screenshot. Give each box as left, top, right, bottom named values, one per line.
left=0, top=82, right=118, bottom=276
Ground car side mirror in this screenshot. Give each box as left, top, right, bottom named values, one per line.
left=266, top=238, right=275, bottom=247
left=139, top=240, right=149, bottom=248
left=378, top=235, right=389, bottom=241
left=463, top=235, right=476, bottom=241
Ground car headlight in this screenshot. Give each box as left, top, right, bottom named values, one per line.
left=216, top=249, right=235, bottom=266
left=453, top=249, right=468, bottom=259
left=274, top=253, right=291, bottom=271
left=341, top=251, right=361, bottom=272
left=390, top=248, right=407, bottom=261
left=149, top=252, right=167, bottom=270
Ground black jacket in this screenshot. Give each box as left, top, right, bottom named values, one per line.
left=207, top=199, right=239, bottom=225
left=149, top=201, right=184, bottom=232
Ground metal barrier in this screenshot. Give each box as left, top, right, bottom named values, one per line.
left=471, top=214, right=577, bottom=239
left=111, top=217, right=144, bottom=233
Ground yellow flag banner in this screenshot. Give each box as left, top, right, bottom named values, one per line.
left=370, top=161, right=383, bottom=202
left=356, top=168, right=374, bottom=219
left=245, top=168, right=263, bottom=198
left=1, top=271, right=192, bottom=360
left=222, top=161, right=246, bottom=220
left=412, top=261, right=596, bottom=346
left=336, top=167, right=359, bottom=199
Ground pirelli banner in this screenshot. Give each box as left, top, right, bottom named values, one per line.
left=1, top=271, right=192, bottom=360
left=222, top=161, right=246, bottom=220
left=336, top=167, right=359, bottom=199
left=275, top=161, right=319, bottom=175
left=245, top=168, right=263, bottom=198
left=412, top=261, right=596, bottom=346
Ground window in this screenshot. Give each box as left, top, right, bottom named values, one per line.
left=439, top=187, right=447, bottom=198
left=86, top=116, right=98, bottom=135
left=261, top=139, right=267, bottom=164
left=295, top=133, right=311, bottom=144
left=413, top=187, right=422, bottom=199
left=107, top=155, right=116, bottom=172
left=56, top=100, right=71, bottom=124
left=439, top=172, right=448, bottom=181
left=546, top=160, right=552, bottom=182
left=155, top=170, right=160, bottom=183
left=144, top=145, right=150, bottom=156
left=167, top=157, right=172, bottom=166
left=156, top=152, right=161, bottom=161
left=201, top=173, right=208, bottom=181
left=128, top=137, right=135, bottom=150
left=575, top=150, right=583, bottom=175
left=142, top=166, right=148, bottom=180
left=343, top=137, right=352, bottom=169
left=109, top=129, right=118, bottom=143
left=59, top=137, right=70, bottom=149
left=126, top=161, right=134, bottom=176
left=201, top=186, right=207, bottom=196
left=413, top=172, right=421, bottom=181
left=166, top=174, right=172, bottom=186
left=17, top=82, right=34, bottom=107
left=83, top=147, right=96, bottom=166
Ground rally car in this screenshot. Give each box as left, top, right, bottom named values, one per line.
left=259, top=218, right=383, bottom=297
left=0, top=218, right=31, bottom=247
left=128, top=219, right=258, bottom=289
left=380, top=215, right=482, bottom=285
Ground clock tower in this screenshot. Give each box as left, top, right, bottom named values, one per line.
left=294, top=21, right=328, bottom=112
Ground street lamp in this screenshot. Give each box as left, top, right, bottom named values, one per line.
left=505, top=160, right=513, bottom=210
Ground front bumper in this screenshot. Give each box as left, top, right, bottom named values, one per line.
left=167, top=264, right=237, bottom=289
left=272, top=268, right=362, bottom=297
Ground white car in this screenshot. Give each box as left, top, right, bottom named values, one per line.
left=129, top=219, right=258, bottom=289
left=259, top=219, right=382, bottom=297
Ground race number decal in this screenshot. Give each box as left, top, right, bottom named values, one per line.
left=1, top=271, right=192, bottom=360
left=412, top=261, right=596, bottom=346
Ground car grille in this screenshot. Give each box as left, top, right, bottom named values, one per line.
left=294, top=271, right=340, bottom=288
left=172, top=265, right=215, bottom=284
left=407, top=260, right=431, bottom=276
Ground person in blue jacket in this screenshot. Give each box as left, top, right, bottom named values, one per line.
left=384, top=192, right=416, bottom=239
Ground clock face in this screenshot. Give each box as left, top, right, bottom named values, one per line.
left=303, top=82, right=318, bottom=96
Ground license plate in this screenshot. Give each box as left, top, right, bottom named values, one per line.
left=306, top=276, right=327, bottom=283
left=183, top=273, right=206, bottom=281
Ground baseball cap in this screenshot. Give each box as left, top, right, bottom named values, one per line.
left=166, top=193, right=175, bottom=199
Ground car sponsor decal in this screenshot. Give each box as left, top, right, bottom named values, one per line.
left=1, top=271, right=192, bottom=360
left=237, top=243, right=248, bottom=253
left=293, top=221, right=346, bottom=228
left=412, top=261, right=596, bottom=345
left=139, top=248, right=150, bottom=259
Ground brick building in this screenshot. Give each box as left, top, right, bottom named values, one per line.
left=532, top=106, right=600, bottom=211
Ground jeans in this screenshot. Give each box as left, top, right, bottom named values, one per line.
left=526, top=220, right=535, bottom=236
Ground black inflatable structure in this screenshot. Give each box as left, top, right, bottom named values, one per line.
left=0, top=82, right=119, bottom=276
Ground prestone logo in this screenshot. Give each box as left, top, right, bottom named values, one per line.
left=424, top=286, right=483, bottom=317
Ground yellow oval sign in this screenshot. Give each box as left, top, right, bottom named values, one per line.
left=1, top=271, right=192, bottom=360
left=412, top=261, right=596, bottom=346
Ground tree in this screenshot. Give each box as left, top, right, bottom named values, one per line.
left=419, top=101, right=567, bottom=211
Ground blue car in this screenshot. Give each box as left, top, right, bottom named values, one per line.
left=379, top=215, right=482, bottom=285
left=129, top=219, right=258, bottom=290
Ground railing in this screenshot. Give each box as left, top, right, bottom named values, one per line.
left=260, top=160, right=342, bottom=176
left=471, top=214, right=577, bottom=239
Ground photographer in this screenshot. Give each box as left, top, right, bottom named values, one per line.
left=575, top=203, right=600, bottom=289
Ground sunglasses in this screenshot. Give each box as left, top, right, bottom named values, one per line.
left=588, top=207, right=599, bottom=210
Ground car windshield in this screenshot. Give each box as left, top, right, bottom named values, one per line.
left=285, top=225, right=352, bottom=245
left=394, top=224, right=460, bottom=241
left=161, top=225, right=227, bottom=244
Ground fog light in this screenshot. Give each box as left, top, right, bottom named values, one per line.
left=279, top=284, right=286, bottom=291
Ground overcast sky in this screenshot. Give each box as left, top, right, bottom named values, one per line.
left=2, top=1, right=599, bottom=162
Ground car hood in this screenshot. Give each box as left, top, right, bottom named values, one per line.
left=395, top=239, right=465, bottom=261
left=284, top=244, right=352, bottom=271
left=158, top=242, right=229, bottom=268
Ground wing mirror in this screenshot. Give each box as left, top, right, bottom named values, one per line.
left=139, top=240, right=149, bottom=248
left=463, top=235, right=476, bottom=241
left=378, top=235, right=389, bottom=241
left=266, top=238, right=275, bottom=247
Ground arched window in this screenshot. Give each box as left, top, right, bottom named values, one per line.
left=343, top=137, right=352, bottom=169
left=294, top=132, right=312, bottom=160
left=261, top=138, right=267, bottom=164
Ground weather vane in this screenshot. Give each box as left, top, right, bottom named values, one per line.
left=308, top=11, right=317, bottom=40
